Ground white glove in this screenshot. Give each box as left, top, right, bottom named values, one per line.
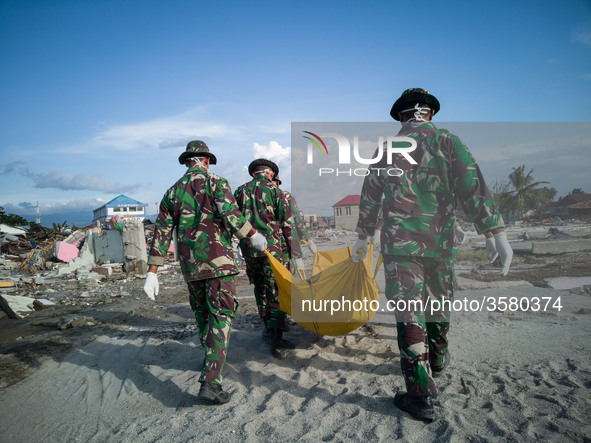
left=485, top=236, right=498, bottom=262
left=493, top=232, right=513, bottom=276
left=144, top=272, right=159, bottom=300
left=370, top=229, right=381, bottom=250
left=352, top=237, right=369, bottom=263
left=308, top=240, right=318, bottom=254
left=249, top=232, right=267, bottom=252
left=295, top=258, right=305, bottom=271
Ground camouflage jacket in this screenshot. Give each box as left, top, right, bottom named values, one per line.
left=148, top=165, right=253, bottom=281
left=277, top=190, right=309, bottom=262
left=356, top=121, right=504, bottom=257
left=234, top=175, right=301, bottom=261
left=284, top=191, right=310, bottom=242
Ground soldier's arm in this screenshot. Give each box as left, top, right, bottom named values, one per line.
left=278, top=190, right=302, bottom=258
left=288, top=194, right=310, bottom=241
left=215, top=178, right=254, bottom=240
left=355, top=163, right=384, bottom=239
left=147, top=189, right=176, bottom=269
left=450, top=136, right=505, bottom=235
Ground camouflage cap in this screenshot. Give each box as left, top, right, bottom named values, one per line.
left=248, top=158, right=279, bottom=176
left=390, top=88, right=440, bottom=121
left=178, top=140, right=217, bottom=165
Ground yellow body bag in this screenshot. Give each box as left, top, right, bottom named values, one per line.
left=265, top=245, right=380, bottom=336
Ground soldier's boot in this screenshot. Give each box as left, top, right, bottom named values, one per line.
left=198, top=382, right=231, bottom=405
left=431, top=350, right=450, bottom=378
left=393, top=392, right=434, bottom=422
left=261, top=319, right=272, bottom=343
left=270, top=329, right=294, bottom=359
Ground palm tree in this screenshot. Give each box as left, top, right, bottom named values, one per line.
left=490, top=180, right=514, bottom=215
left=507, top=164, right=549, bottom=218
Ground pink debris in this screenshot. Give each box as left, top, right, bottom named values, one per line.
left=55, top=241, right=80, bottom=262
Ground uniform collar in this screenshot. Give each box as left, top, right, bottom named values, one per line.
left=187, top=165, right=208, bottom=174
left=253, top=174, right=272, bottom=183
left=399, top=120, right=436, bottom=133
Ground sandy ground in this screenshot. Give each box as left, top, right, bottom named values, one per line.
left=1, top=231, right=591, bottom=442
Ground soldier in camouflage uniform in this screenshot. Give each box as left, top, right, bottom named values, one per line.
left=143, top=140, right=267, bottom=404
left=272, top=175, right=318, bottom=265
left=234, top=159, right=304, bottom=359
left=353, top=89, right=513, bottom=421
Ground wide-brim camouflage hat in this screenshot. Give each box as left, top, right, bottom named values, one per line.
left=178, top=140, right=218, bottom=165
left=248, top=158, right=279, bottom=176
left=273, top=175, right=282, bottom=185
left=390, top=88, right=440, bottom=121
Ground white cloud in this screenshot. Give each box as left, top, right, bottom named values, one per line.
left=1, top=162, right=139, bottom=193
left=2, top=198, right=106, bottom=215
left=92, top=107, right=242, bottom=151
left=252, top=141, right=291, bottom=163
left=252, top=141, right=292, bottom=186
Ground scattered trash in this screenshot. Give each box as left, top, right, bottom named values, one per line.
left=461, top=377, right=469, bottom=395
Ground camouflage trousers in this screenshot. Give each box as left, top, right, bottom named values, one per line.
left=383, top=255, right=455, bottom=397
left=244, top=256, right=286, bottom=330
left=188, top=275, right=238, bottom=387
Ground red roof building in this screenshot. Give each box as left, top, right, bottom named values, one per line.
left=333, top=195, right=361, bottom=207
left=332, top=195, right=360, bottom=230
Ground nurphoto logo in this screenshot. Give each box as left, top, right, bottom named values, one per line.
left=303, top=131, right=418, bottom=177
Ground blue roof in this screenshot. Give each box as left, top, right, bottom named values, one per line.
left=95, top=195, right=147, bottom=210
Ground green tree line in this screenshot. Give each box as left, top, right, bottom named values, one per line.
left=491, top=164, right=584, bottom=220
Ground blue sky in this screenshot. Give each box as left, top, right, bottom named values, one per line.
left=1, top=0, right=590, bottom=222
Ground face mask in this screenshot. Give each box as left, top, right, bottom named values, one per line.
left=401, top=103, right=431, bottom=122
left=187, top=157, right=207, bottom=168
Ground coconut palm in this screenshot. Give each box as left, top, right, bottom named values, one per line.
left=507, top=164, right=549, bottom=218
left=490, top=180, right=514, bottom=215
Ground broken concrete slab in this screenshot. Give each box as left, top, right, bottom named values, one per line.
left=456, top=276, right=533, bottom=290
left=122, top=221, right=148, bottom=276
left=63, top=230, right=86, bottom=246
left=56, top=230, right=96, bottom=276
left=532, top=239, right=591, bottom=254
left=0, top=294, right=35, bottom=318
left=93, top=229, right=125, bottom=265
left=546, top=276, right=591, bottom=290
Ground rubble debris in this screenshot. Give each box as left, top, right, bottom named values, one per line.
left=0, top=224, right=27, bottom=237
left=57, top=315, right=95, bottom=330
left=18, top=245, right=52, bottom=274
left=33, top=299, right=55, bottom=310
left=545, top=227, right=573, bottom=239
left=52, top=241, right=80, bottom=263
left=0, top=294, right=35, bottom=319
left=91, top=266, right=113, bottom=276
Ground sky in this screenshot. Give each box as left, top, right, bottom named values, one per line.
left=1, top=0, right=590, bottom=223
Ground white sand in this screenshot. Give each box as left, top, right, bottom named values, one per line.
left=1, top=283, right=590, bottom=442
left=1, top=233, right=591, bottom=442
